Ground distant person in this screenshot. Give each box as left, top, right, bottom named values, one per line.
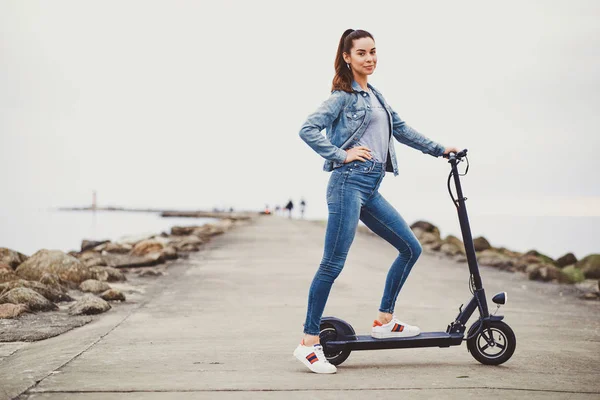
left=293, top=29, right=460, bottom=374
left=284, top=199, right=294, bottom=219
left=300, top=198, right=306, bottom=219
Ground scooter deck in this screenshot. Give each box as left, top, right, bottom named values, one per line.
left=327, top=331, right=464, bottom=351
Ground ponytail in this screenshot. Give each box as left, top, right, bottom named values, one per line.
left=332, top=29, right=374, bottom=93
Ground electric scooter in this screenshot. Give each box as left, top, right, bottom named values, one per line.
left=319, top=149, right=516, bottom=366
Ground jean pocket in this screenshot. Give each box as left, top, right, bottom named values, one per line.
left=348, top=160, right=374, bottom=173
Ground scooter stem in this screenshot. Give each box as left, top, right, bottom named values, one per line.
left=448, top=153, right=490, bottom=317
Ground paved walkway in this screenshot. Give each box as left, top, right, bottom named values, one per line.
left=1, top=216, right=599, bottom=399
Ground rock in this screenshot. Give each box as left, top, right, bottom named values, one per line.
left=97, top=242, right=132, bottom=254
left=100, top=289, right=126, bottom=302
left=130, top=239, right=165, bottom=256
left=443, top=235, right=465, bottom=255
left=171, top=226, right=199, bottom=236
left=171, top=221, right=232, bottom=238
left=581, top=292, right=599, bottom=300
left=39, top=272, right=73, bottom=290
left=526, top=263, right=562, bottom=282
left=116, top=233, right=155, bottom=245
left=172, top=235, right=205, bottom=252
left=192, top=223, right=227, bottom=238
left=0, top=287, right=58, bottom=311
left=104, top=266, right=127, bottom=282
left=556, top=253, right=578, bottom=268
left=560, top=265, right=585, bottom=284
left=495, top=247, right=523, bottom=258
left=518, top=254, right=544, bottom=264
left=513, top=254, right=545, bottom=272
left=175, top=243, right=200, bottom=252
left=0, top=303, right=30, bottom=319
left=410, top=221, right=441, bottom=238
left=440, top=243, right=461, bottom=256
left=88, top=266, right=109, bottom=281
left=68, top=294, right=111, bottom=315
left=101, top=253, right=164, bottom=269
left=0, top=279, right=73, bottom=302
left=524, top=250, right=556, bottom=266
left=77, top=250, right=102, bottom=262
left=84, top=257, right=108, bottom=268
left=477, top=249, right=515, bottom=271
left=163, top=246, right=179, bottom=260
left=0, top=265, right=19, bottom=283
left=81, top=239, right=110, bottom=252
left=15, top=249, right=92, bottom=285
left=137, top=268, right=164, bottom=277
left=89, top=266, right=126, bottom=282
left=79, top=279, right=111, bottom=294
left=575, top=279, right=599, bottom=297
left=473, top=237, right=491, bottom=252
left=151, top=236, right=172, bottom=246
left=0, top=248, right=29, bottom=269
left=415, top=231, right=441, bottom=246
left=575, top=254, right=600, bottom=279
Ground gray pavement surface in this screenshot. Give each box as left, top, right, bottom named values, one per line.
left=1, top=216, right=599, bottom=399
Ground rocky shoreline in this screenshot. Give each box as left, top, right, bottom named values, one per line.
left=357, top=220, right=600, bottom=301
left=0, top=215, right=254, bottom=341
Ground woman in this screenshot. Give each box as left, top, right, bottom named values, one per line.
left=293, top=29, right=460, bottom=374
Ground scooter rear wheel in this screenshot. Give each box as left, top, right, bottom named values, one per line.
left=467, top=320, right=516, bottom=365
left=319, top=322, right=352, bottom=366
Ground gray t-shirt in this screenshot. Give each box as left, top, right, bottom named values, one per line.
left=356, top=89, right=390, bottom=163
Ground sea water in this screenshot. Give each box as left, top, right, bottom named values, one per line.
left=0, top=207, right=216, bottom=256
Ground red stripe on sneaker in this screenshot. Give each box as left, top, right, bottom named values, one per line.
left=306, top=352, right=318, bottom=364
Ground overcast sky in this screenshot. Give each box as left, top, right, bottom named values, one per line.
left=1, top=0, right=599, bottom=224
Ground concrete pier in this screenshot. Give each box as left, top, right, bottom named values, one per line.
left=1, top=216, right=599, bottom=399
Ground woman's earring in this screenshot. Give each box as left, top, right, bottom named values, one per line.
left=346, top=63, right=351, bottom=69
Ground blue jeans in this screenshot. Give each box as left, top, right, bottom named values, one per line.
left=303, top=160, right=423, bottom=336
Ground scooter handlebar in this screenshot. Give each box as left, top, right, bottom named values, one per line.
left=443, top=148, right=468, bottom=161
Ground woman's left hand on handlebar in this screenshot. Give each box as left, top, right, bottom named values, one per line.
left=443, top=147, right=461, bottom=156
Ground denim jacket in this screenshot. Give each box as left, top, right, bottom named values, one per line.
left=299, top=81, right=445, bottom=176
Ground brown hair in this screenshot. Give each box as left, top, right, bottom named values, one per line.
left=332, top=29, right=375, bottom=93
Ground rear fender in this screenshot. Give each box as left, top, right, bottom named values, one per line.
left=321, top=317, right=356, bottom=340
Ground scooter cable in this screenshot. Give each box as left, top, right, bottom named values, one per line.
left=446, top=156, right=470, bottom=209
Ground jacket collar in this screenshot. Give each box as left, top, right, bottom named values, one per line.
left=352, top=80, right=377, bottom=94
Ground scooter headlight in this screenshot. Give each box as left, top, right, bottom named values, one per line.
left=492, top=292, right=507, bottom=305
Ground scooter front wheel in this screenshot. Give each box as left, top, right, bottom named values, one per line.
left=319, top=322, right=352, bottom=366
left=467, top=320, right=516, bottom=365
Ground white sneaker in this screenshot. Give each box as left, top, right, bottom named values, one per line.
left=293, top=341, right=337, bottom=374
left=371, top=316, right=421, bottom=339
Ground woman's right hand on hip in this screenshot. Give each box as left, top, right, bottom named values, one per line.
left=344, top=146, right=372, bottom=163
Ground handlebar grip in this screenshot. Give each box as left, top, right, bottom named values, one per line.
left=443, top=148, right=468, bottom=159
